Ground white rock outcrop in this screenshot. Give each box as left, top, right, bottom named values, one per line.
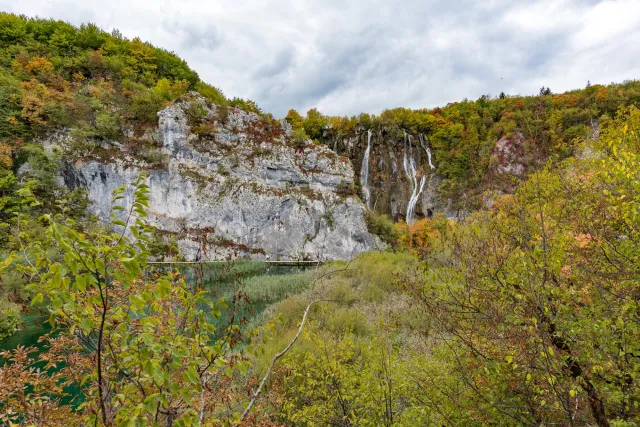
left=59, top=95, right=381, bottom=260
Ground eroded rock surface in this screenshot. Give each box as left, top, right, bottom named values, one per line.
left=58, top=95, right=381, bottom=260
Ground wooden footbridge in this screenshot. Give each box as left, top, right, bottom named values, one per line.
left=148, top=260, right=323, bottom=267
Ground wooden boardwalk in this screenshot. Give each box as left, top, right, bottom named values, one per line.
left=148, top=260, right=322, bottom=266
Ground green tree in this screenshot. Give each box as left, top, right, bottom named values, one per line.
left=402, top=106, right=640, bottom=426
left=0, top=174, right=245, bottom=426
left=303, top=108, right=328, bottom=141
left=285, top=109, right=304, bottom=129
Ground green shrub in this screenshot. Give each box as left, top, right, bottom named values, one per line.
left=195, top=82, right=227, bottom=106
left=364, top=211, right=398, bottom=245
left=94, top=110, right=122, bottom=140
left=151, top=78, right=189, bottom=102
left=0, top=13, right=27, bottom=43
left=125, top=85, right=163, bottom=124
left=290, top=127, right=309, bottom=149
left=302, top=108, right=328, bottom=141
left=0, top=69, right=27, bottom=139
left=285, top=109, right=304, bottom=129
left=0, top=299, right=20, bottom=341
left=140, top=147, right=167, bottom=166
left=228, top=97, right=262, bottom=115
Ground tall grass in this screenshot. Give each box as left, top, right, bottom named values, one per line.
left=171, top=260, right=267, bottom=286
left=242, top=271, right=314, bottom=305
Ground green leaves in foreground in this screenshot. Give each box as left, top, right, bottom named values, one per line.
left=0, top=172, right=243, bottom=426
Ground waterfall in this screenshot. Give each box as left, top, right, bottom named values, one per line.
left=407, top=176, right=426, bottom=224
left=360, top=129, right=372, bottom=207
left=419, top=134, right=436, bottom=170
left=403, top=131, right=428, bottom=224
left=403, top=131, right=411, bottom=181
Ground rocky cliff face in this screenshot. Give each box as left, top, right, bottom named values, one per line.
left=56, top=94, right=381, bottom=261
left=331, top=131, right=457, bottom=221
left=330, top=128, right=539, bottom=222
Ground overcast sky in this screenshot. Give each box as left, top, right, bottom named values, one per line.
left=4, top=0, right=640, bottom=117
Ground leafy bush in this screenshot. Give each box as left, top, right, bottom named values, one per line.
left=0, top=174, right=247, bottom=425
left=195, top=82, right=227, bottom=106
left=364, top=211, right=397, bottom=245
left=151, top=78, right=189, bottom=102
left=0, top=299, right=20, bottom=341
left=285, top=109, right=304, bottom=129
left=302, top=108, right=328, bottom=141
left=289, top=127, right=309, bottom=149
left=228, top=97, right=263, bottom=115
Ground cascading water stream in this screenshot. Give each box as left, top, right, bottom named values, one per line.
left=360, top=129, right=372, bottom=207
left=419, top=134, right=436, bottom=170
left=406, top=158, right=426, bottom=224
left=403, top=131, right=411, bottom=182
left=404, top=131, right=429, bottom=223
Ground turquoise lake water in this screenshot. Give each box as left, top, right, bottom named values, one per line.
left=0, top=261, right=308, bottom=353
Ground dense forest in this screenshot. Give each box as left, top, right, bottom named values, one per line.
left=0, top=13, right=639, bottom=426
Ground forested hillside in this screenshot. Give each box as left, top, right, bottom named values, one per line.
left=0, top=12, right=266, bottom=246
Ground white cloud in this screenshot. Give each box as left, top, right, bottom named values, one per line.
left=4, top=0, right=640, bottom=116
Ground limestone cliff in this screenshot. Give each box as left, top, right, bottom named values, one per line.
left=55, top=94, right=381, bottom=261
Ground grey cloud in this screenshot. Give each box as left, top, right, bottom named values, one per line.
left=253, top=47, right=295, bottom=78
left=162, top=19, right=222, bottom=51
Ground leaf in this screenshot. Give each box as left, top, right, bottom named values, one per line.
left=185, top=366, right=199, bottom=385
left=75, top=275, right=87, bottom=292
left=31, top=293, right=44, bottom=306
left=236, top=361, right=247, bottom=376
left=80, top=317, right=94, bottom=333
left=144, top=360, right=155, bottom=377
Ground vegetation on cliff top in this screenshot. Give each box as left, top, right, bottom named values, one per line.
left=287, top=80, right=640, bottom=207
left=0, top=12, right=269, bottom=174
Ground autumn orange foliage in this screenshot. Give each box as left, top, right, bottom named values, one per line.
left=395, top=216, right=451, bottom=257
